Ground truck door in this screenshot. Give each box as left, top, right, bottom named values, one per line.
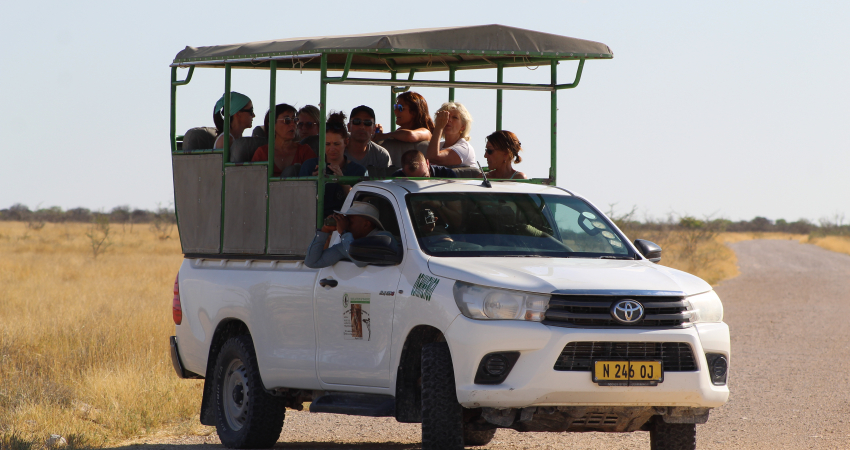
left=313, top=189, right=406, bottom=388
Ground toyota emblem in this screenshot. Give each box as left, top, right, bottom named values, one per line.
left=610, top=299, right=644, bottom=324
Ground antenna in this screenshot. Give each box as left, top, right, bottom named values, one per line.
left=477, top=162, right=491, bottom=188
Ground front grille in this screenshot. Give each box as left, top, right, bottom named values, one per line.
left=554, top=342, right=698, bottom=372
left=543, top=295, right=692, bottom=328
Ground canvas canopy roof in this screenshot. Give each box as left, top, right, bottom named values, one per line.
left=171, top=24, right=612, bottom=72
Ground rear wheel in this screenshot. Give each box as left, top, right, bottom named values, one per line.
left=421, top=342, right=464, bottom=450
left=463, top=426, right=496, bottom=446
left=650, top=420, right=696, bottom=450
left=213, top=335, right=285, bottom=449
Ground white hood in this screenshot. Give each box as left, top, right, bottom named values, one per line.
left=427, top=257, right=712, bottom=296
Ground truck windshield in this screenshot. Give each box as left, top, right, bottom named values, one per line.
left=406, top=193, right=633, bottom=258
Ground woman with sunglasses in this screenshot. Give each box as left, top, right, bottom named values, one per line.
left=299, top=112, right=367, bottom=217
left=213, top=92, right=255, bottom=149
left=483, top=130, right=527, bottom=179
left=251, top=104, right=317, bottom=177
left=427, top=102, right=476, bottom=168
left=373, top=91, right=434, bottom=166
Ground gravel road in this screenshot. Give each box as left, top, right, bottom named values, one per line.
left=121, top=239, right=850, bottom=450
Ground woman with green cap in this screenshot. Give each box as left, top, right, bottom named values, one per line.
left=213, top=91, right=255, bottom=149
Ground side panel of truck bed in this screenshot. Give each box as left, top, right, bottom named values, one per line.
left=176, top=259, right=321, bottom=390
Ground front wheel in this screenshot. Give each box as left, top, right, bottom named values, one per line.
left=421, top=342, right=464, bottom=450
left=212, top=335, right=285, bottom=449
left=650, top=420, right=696, bottom=450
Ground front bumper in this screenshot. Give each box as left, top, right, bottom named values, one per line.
left=445, top=317, right=729, bottom=409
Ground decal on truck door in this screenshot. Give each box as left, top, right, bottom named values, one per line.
left=411, top=274, right=440, bottom=301
left=343, top=293, right=371, bottom=341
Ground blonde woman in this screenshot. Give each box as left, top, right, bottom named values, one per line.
left=483, top=130, right=527, bottom=179
left=427, top=102, right=476, bottom=167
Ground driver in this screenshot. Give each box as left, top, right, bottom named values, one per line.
left=305, top=201, right=398, bottom=268
left=417, top=208, right=452, bottom=244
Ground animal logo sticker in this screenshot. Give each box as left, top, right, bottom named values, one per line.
left=343, top=293, right=371, bottom=341
left=411, top=274, right=440, bottom=301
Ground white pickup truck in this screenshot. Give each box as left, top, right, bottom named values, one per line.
left=170, top=179, right=730, bottom=450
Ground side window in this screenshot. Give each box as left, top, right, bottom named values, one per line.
left=353, top=192, right=402, bottom=239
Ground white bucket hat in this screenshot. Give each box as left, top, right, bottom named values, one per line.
left=334, top=201, right=384, bottom=230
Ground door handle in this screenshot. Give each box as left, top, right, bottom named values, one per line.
left=319, top=278, right=338, bottom=288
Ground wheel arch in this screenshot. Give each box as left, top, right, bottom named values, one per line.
left=395, top=324, right=446, bottom=423
left=199, top=318, right=252, bottom=426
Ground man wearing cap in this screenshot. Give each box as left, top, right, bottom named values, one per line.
left=305, top=201, right=399, bottom=268
left=345, top=106, right=391, bottom=170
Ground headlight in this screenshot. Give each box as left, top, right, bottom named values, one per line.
left=686, top=290, right=724, bottom=323
left=453, top=281, right=550, bottom=321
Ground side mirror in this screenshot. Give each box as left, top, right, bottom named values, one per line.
left=348, top=235, right=403, bottom=266
left=634, top=239, right=662, bottom=263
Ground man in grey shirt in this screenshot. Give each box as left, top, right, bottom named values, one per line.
left=345, top=105, right=391, bottom=170
left=305, top=201, right=399, bottom=268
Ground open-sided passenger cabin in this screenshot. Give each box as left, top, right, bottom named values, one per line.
left=169, top=25, right=612, bottom=258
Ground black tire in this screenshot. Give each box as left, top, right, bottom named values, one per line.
left=463, top=426, right=496, bottom=446
left=650, top=420, right=696, bottom=450
left=421, top=342, right=464, bottom=450
left=212, top=335, right=286, bottom=449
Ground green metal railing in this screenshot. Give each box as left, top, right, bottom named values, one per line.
left=170, top=53, right=589, bottom=254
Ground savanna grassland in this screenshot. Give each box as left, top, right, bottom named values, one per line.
left=1, top=218, right=848, bottom=449
left=0, top=221, right=210, bottom=449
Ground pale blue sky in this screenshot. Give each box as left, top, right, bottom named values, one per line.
left=1, top=1, right=847, bottom=222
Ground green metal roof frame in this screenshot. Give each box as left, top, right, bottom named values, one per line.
left=170, top=25, right=613, bottom=254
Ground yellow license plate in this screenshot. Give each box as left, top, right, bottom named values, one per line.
left=593, top=361, right=663, bottom=386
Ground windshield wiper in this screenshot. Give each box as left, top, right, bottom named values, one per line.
left=598, top=255, right=635, bottom=260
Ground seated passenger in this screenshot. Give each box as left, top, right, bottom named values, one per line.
left=483, top=130, right=527, bottom=179
left=212, top=92, right=254, bottom=149
left=373, top=91, right=434, bottom=166
left=305, top=201, right=399, bottom=268
left=297, top=105, right=322, bottom=153
left=427, top=102, right=476, bottom=168
left=251, top=104, right=316, bottom=176
left=299, top=112, right=366, bottom=217
left=346, top=105, right=391, bottom=169
left=391, top=149, right=456, bottom=178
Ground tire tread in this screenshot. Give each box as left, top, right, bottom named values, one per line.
left=650, top=420, right=696, bottom=450
left=421, top=342, right=464, bottom=450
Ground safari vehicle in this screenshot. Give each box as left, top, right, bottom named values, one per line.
left=168, top=25, right=730, bottom=450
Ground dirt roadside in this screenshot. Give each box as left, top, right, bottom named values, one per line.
left=115, top=239, right=850, bottom=449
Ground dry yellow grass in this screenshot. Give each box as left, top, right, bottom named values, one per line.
left=808, top=235, right=850, bottom=257
left=0, top=221, right=209, bottom=449
left=620, top=228, right=739, bottom=286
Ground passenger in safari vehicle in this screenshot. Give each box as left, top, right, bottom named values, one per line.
left=299, top=113, right=366, bottom=216
left=212, top=92, right=254, bottom=149
left=251, top=103, right=316, bottom=176
left=374, top=91, right=434, bottom=166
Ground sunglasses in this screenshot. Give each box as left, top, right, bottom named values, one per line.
left=276, top=117, right=296, bottom=124
left=393, top=103, right=405, bottom=112
left=350, top=118, right=374, bottom=127
left=239, top=107, right=254, bottom=114
left=296, top=120, right=318, bottom=127
left=485, top=148, right=497, bottom=155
